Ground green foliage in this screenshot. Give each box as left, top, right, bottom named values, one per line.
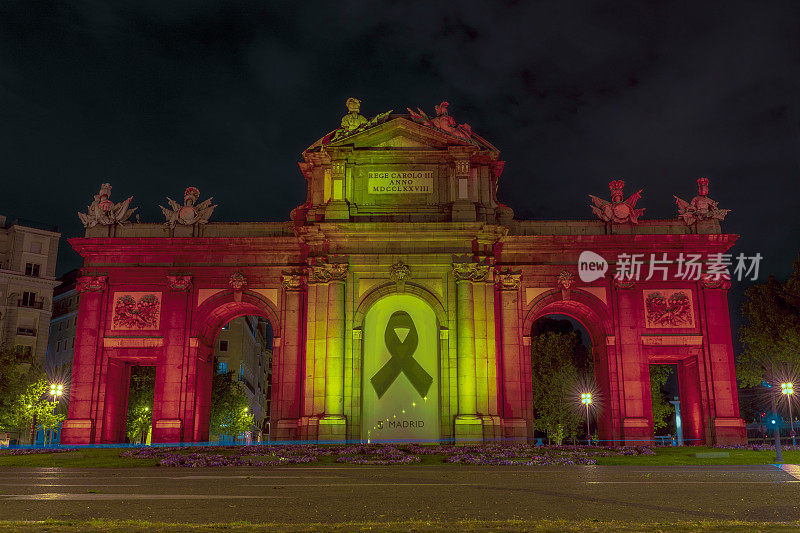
left=530, top=330, right=586, bottom=444
left=5, top=377, right=65, bottom=442
left=0, top=347, right=41, bottom=431
left=650, top=365, right=674, bottom=432
left=738, top=262, right=800, bottom=386
left=126, top=367, right=155, bottom=443
left=209, top=368, right=254, bottom=438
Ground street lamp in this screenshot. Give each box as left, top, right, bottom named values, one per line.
left=580, top=392, right=592, bottom=444
left=49, top=383, right=63, bottom=400
left=47, top=383, right=63, bottom=446
left=782, top=382, right=795, bottom=446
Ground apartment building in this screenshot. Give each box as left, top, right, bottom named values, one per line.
left=0, top=215, right=60, bottom=364
left=47, top=269, right=80, bottom=370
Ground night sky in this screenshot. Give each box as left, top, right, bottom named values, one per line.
left=1, top=2, right=798, bottom=326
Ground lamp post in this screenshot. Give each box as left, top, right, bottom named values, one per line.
left=48, top=383, right=63, bottom=446
left=782, top=382, right=795, bottom=447
left=581, top=392, right=592, bottom=444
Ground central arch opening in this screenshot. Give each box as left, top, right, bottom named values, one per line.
left=361, top=293, right=441, bottom=442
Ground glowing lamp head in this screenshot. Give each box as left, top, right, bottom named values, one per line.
left=50, top=383, right=63, bottom=397
left=581, top=392, right=592, bottom=405
left=782, top=382, right=794, bottom=395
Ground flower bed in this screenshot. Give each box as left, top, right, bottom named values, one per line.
left=118, top=443, right=655, bottom=467
left=0, top=448, right=78, bottom=455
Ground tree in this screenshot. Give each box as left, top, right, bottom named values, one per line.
left=126, top=367, right=155, bottom=443
left=209, top=367, right=254, bottom=439
left=650, top=365, right=674, bottom=432
left=10, top=377, right=64, bottom=444
left=738, top=262, right=800, bottom=387
left=0, top=346, right=40, bottom=432
left=530, top=330, right=586, bottom=444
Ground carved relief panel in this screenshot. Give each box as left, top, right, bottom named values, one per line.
left=643, top=289, right=695, bottom=328
left=111, top=292, right=162, bottom=330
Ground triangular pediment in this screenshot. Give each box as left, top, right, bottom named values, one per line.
left=305, top=115, right=497, bottom=154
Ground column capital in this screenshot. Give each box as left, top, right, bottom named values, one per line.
left=281, top=271, right=308, bottom=291
left=496, top=269, right=522, bottom=291
left=309, top=262, right=348, bottom=284
left=453, top=261, right=489, bottom=283
left=699, top=274, right=731, bottom=290
left=77, top=274, right=107, bottom=293
left=166, top=274, right=192, bottom=291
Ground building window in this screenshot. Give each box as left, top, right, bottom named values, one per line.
left=71, top=337, right=75, bottom=348
left=219, top=340, right=228, bottom=352
left=17, top=327, right=36, bottom=337
left=218, top=361, right=228, bottom=374
left=24, top=263, right=40, bottom=277
left=20, top=291, right=39, bottom=308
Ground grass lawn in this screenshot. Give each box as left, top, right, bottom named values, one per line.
left=1, top=519, right=800, bottom=532
left=594, top=446, right=800, bottom=466
left=0, top=445, right=797, bottom=468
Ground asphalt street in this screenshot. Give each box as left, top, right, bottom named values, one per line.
left=0, top=465, right=798, bottom=525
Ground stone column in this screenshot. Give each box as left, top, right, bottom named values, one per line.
left=152, top=277, right=192, bottom=443
left=319, top=263, right=348, bottom=441
left=699, top=279, right=746, bottom=445
left=453, top=262, right=485, bottom=441
left=496, top=270, right=527, bottom=440
left=274, top=272, right=306, bottom=440
left=61, top=274, right=108, bottom=445
left=611, top=280, right=653, bottom=445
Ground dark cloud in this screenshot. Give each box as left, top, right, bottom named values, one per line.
left=1, top=2, right=798, bottom=329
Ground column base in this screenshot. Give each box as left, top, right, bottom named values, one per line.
left=454, top=415, right=484, bottom=443
left=451, top=200, right=476, bottom=222
left=318, top=415, right=347, bottom=442
left=481, top=415, right=502, bottom=441
left=622, top=417, right=651, bottom=445
left=274, top=419, right=299, bottom=441
left=324, top=200, right=350, bottom=221
left=500, top=418, right=528, bottom=442
left=712, top=417, right=746, bottom=445
left=61, top=419, right=94, bottom=445
left=152, top=419, right=183, bottom=444
left=298, top=416, right=320, bottom=441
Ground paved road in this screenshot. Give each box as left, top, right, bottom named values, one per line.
left=0, top=465, right=799, bottom=524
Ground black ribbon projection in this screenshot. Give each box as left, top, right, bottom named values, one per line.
left=370, top=311, right=433, bottom=399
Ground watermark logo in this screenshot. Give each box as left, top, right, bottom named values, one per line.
left=576, top=251, right=763, bottom=283
left=578, top=251, right=608, bottom=282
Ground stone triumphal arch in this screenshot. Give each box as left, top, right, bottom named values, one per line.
left=62, top=99, right=746, bottom=445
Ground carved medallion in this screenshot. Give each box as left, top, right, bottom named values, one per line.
left=556, top=270, right=574, bottom=300
left=389, top=261, right=411, bottom=288
left=229, top=272, right=247, bottom=291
